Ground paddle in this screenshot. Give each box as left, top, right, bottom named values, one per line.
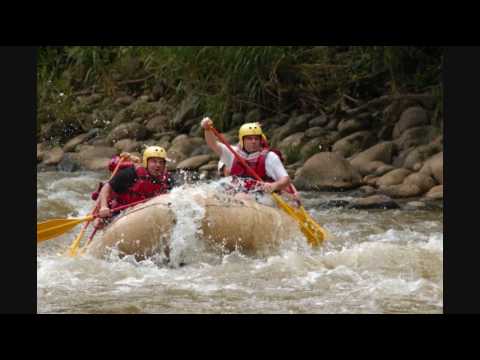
left=65, top=155, right=127, bottom=256
left=37, top=198, right=152, bottom=244
left=208, top=125, right=327, bottom=247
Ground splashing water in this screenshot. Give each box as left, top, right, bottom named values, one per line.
left=37, top=171, right=443, bottom=314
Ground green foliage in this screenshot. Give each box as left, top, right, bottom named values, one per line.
left=37, top=46, right=443, bottom=138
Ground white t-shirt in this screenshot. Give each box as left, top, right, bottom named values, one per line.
left=217, top=143, right=288, bottom=181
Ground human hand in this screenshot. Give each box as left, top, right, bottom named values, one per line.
left=201, top=117, right=213, bottom=130
left=261, top=182, right=277, bottom=193
left=98, top=206, right=111, bottom=218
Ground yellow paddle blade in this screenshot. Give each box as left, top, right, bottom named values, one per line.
left=37, top=216, right=94, bottom=243
left=66, top=222, right=90, bottom=257
left=271, top=193, right=327, bottom=247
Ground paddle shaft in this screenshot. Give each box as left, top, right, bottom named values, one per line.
left=209, top=126, right=301, bottom=205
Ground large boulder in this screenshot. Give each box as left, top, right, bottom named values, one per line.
left=376, top=168, right=412, bottom=187
left=349, top=141, right=396, bottom=175
left=420, top=152, right=443, bottom=185
left=300, top=138, right=324, bottom=160
left=293, top=152, right=362, bottom=191
left=348, top=195, right=400, bottom=210
left=392, top=106, right=429, bottom=139
left=113, top=139, right=141, bottom=153
left=338, top=118, right=370, bottom=137
left=145, top=115, right=169, bottom=133
left=63, top=132, right=96, bottom=153
left=402, top=142, right=443, bottom=170
left=424, top=185, right=443, bottom=200
left=332, top=130, right=377, bottom=158
left=403, top=172, right=436, bottom=193
left=378, top=183, right=423, bottom=198
left=277, top=132, right=305, bottom=158
left=69, top=145, right=118, bottom=171
left=171, top=95, right=200, bottom=131
left=176, top=155, right=212, bottom=170
left=270, top=115, right=312, bottom=146
left=41, top=147, right=64, bottom=166
left=304, top=127, right=328, bottom=139
left=107, top=122, right=149, bottom=144
left=394, top=126, right=440, bottom=152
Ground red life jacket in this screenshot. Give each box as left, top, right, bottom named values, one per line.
left=91, top=156, right=135, bottom=201
left=229, top=148, right=275, bottom=191
left=113, top=167, right=172, bottom=206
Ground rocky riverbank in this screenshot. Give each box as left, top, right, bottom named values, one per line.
left=37, top=90, right=443, bottom=209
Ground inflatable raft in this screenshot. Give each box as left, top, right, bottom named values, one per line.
left=86, top=188, right=305, bottom=260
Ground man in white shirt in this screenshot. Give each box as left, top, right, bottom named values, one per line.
left=201, top=117, right=294, bottom=198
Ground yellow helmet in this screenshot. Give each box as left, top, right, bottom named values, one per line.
left=142, top=146, right=167, bottom=167
left=238, top=122, right=267, bottom=149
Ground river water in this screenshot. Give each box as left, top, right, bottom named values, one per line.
left=37, top=171, right=443, bottom=314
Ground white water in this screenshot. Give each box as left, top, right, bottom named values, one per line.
left=37, top=171, right=443, bottom=314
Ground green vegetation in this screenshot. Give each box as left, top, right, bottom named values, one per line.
left=38, top=46, right=443, bottom=138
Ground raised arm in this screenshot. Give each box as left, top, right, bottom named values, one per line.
left=201, top=117, right=222, bottom=157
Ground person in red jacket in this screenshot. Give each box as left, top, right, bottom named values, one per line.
left=201, top=117, right=299, bottom=202
left=94, top=146, right=174, bottom=228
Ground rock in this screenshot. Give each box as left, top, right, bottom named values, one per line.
left=199, top=160, right=220, bottom=172
left=293, top=152, right=362, bottom=191
left=107, top=122, right=149, bottom=144
left=406, top=201, right=426, bottom=208
left=308, top=113, right=329, bottom=127
left=420, top=152, right=443, bottom=185
left=42, top=147, right=64, bottom=166
left=424, top=185, right=443, bottom=200
left=350, top=141, right=396, bottom=175
left=348, top=195, right=400, bottom=210
left=392, top=147, right=416, bottom=168
left=304, top=127, right=327, bottom=139
left=190, top=144, right=214, bottom=157
left=373, top=164, right=396, bottom=177
left=376, top=168, right=412, bottom=187
left=402, top=142, right=442, bottom=170
left=325, top=118, right=340, bottom=131
left=82, top=94, right=103, bottom=105
left=359, top=185, right=377, bottom=196
left=37, top=142, right=49, bottom=163
left=113, top=139, right=141, bottom=153
left=332, top=130, right=377, bottom=158
left=363, top=175, right=380, bottom=186
left=63, top=133, right=94, bottom=153
left=171, top=95, right=200, bottom=131
left=145, top=115, right=168, bottom=133
left=57, top=153, right=80, bottom=172
left=169, top=135, right=204, bottom=157
left=378, top=183, right=423, bottom=198
left=176, top=155, right=212, bottom=170
left=394, top=126, right=440, bottom=152
left=88, top=136, right=110, bottom=147
left=393, top=106, right=429, bottom=139
left=350, top=141, right=396, bottom=166
left=111, top=100, right=157, bottom=127
left=115, top=95, right=135, bottom=106
left=403, top=172, right=436, bottom=194
left=300, top=138, right=324, bottom=160
left=356, top=161, right=387, bottom=176
left=338, top=118, right=369, bottom=137
left=270, top=115, right=311, bottom=146
left=277, top=132, right=305, bottom=157
left=70, top=145, right=118, bottom=170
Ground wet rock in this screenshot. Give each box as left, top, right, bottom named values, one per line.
left=348, top=195, right=400, bottom=210
left=57, top=153, right=80, bottom=172
left=378, top=183, right=423, bottom=198
left=403, top=142, right=442, bottom=170
left=359, top=185, right=377, bottom=196
left=420, top=152, right=443, bottom=185
left=294, top=152, right=362, bottom=191
left=350, top=141, right=396, bottom=174
left=113, top=139, right=141, bottom=153
left=394, top=126, right=440, bottom=152
left=393, top=106, right=429, bottom=139
left=42, top=147, right=64, bottom=166
left=424, top=184, right=443, bottom=200
left=403, top=172, right=436, bottom=193
left=70, top=145, right=118, bottom=171
left=376, top=168, right=412, bottom=187
left=176, top=155, right=212, bottom=170
left=63, top=133, right=95, bottom=153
